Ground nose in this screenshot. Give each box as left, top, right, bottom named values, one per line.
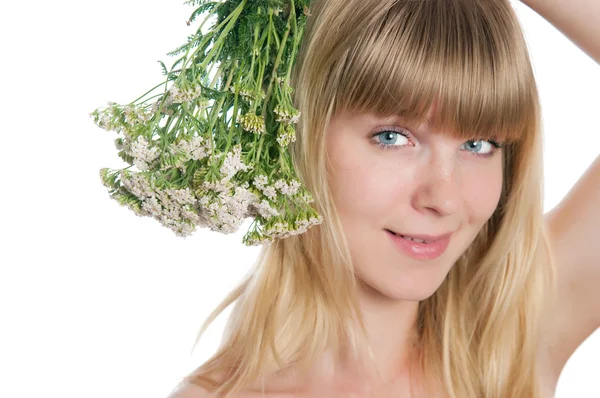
left=411, top=154, right=462, bottom=217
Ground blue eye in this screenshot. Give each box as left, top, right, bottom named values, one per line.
left=370, top=129, right=411, bottom=151
left=460, top=140, right=502, bottom=158
left=370, top=128, right=503, bottom=158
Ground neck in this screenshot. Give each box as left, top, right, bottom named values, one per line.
left=355, top=280, right=421, bottom=383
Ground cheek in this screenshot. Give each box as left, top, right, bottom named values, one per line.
left=329, top=163, right=400, bottom=222
left=328, top=138, right=413, bottom=225
left=462, top=164, right=503, bottom=222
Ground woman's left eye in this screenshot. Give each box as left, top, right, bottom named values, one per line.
left=460, top=140, right=502, bottom=158
left=369, top=128, right=412, bottom=151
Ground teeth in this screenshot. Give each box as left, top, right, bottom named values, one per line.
left=401, top=235, right=430, bottom=244
left=388, top=230, right=432, bottom=244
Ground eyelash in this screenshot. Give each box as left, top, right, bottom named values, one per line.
left=369, top=127, right=503, bottom=159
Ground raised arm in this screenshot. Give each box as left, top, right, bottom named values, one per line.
left=521, top=0, right=600, bottom=64
left=544, top=155, right=600, bottom=373
left=520, top=0, right=600, bottom=384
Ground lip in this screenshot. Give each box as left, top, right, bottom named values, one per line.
left=385, top=229, right=452, bottom=260
left=385, top=230, right=454, bottom=242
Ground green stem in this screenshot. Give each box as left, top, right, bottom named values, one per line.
left=254, top=134, right=265, bottom=165
left=129, top=81, right=165, bottom=105
left=248, top=12, right=261, bottom=80
left=180, top=1, right=241, bottom=73
left=207, top=60, right=236, bottom=157
left=195, top=3, right=222, bottom=33
left=279, top=151, right=289, bottom=174
left=286, top=5, right=300, bottom=82
left=197, top=0, right=247, bottom=71
left=139, top=93, right=164, bottom=106
left=208, top=61, right=226, bottom=90
left=253, top=7, right=271, bottom=113
left=262, top=7, right=293, bottom=121
left=159, top=112, right=179, bottom=151
left=225, top=63, right=241, bottom=155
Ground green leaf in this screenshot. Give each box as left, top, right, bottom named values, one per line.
left=118, top=150, right=135, bottom=166
left=183, top=0, right=210, bottom=6
left=158, top=60, right=168, bottom=76
left=167, top=41, right=192, bottom=57
left=170, top=57, right=184, bottom=72
left=187, top=2, right=220, bottom=24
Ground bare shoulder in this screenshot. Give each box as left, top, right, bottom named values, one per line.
left=166, top=383, right=214, bottom=398
left=165, top=380, right=290, bottom=398
left=164, top=362, right=316, bottom=398
left=165, top=382, right=255, bottom=398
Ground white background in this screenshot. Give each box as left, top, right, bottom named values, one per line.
left=0, top=1, right=598, bottom=397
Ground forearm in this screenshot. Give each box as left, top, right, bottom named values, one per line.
left=521, top=0, right=600, bottom=64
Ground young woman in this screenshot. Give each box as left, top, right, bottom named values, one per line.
left=169, top=0, right=600, bottom=396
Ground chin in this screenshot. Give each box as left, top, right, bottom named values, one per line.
left=357, top=274, right=445, bottom=302
left=383, top=284, right=441, bottom=302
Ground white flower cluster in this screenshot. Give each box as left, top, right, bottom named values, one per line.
left=90, top=102, right=154, bottom=135
left=90, top=102, right=126, bottom=134
left=253, top=175, right=301, bottom=198
left=201, top=144, right=253, bottom=193
left=176, top=136, right=211, bottom=160
left=237, top=113, right=266, bottom=134
left=165, top=136, right=212, bottom=172
left=119, top=171, right=154, bottom=198
left=129, top=135, right=160, bottom=171
left=114, top=137, right=127, bottom=151
left=150, top=100, right=173, bottom=116
left=276, top=123, right=297, bottom=147
left=199, top=185, right=260, bottom=234
left=229, top=84, right=266, bottom=101
left=253, top=199, right=280, bottom=220
left=123, top=104, right=153, bottom=126
left=252, top=174, right=274, bottom=199
left=274, top=178, right=301, bottom=195
left=192, top=171, right=319, bottom=243
left=301, top=191, right=315, bottom=204
left=167, top=83, right=203, bottom=104
left=119, top=171, right=207, bottom=237
left=272, top=219, right=310, bottom=239
left=295, top=216, right=322, bottom=231
left=244, top=214, right=323, bottom=246
left=274, top=105, right=301, bottom=124
left=220, top=144, right=252, bottom=181
left=102, top=160, right=322, bottom=244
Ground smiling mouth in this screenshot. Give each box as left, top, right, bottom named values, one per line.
left=385, top=229, right=453, bottom=244
left=385, top=229, right=452, bottom=260
left=388, top=231, right=431, bottom=244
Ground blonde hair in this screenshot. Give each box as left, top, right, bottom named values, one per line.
left=176, top=0, right=557, bottom=396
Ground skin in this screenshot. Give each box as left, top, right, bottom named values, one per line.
left=326, top=104, right=503, bottom=303
left=321, top=102, right=504, bottom=394
left=170, top=109, right=598, bottom=397
left=169, top=119, right=600, bottom=397
left=520, top=0, right=600, bottom=391
left=169, top=0, right=600, bottom=396
left=172, top=102, right=507, bottom=398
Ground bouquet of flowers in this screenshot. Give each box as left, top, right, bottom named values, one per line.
left=90, top=0, right=322, bottom=246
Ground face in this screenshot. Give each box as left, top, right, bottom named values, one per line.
left=325, top=105, right=504, bottom=301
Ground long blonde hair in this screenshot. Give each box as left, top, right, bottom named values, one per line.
left=176, top=0, right=556, bottom=396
